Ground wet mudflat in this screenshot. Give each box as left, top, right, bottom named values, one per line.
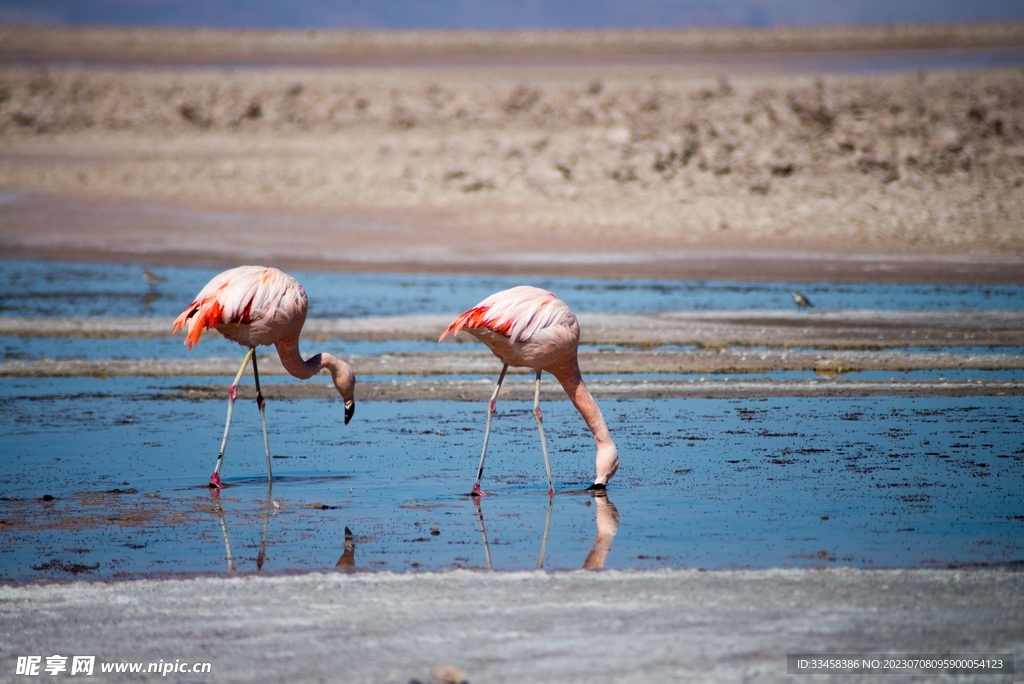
left=2, top=379, right=1022, bottom=582
left=1, top=259, right=1023, bottom=584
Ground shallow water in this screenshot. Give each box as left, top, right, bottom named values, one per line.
left=2, top=259, right=1022, bottom=581
left=3, top=259, right=1023, bottom=320
left=2, top=381, right=1021, bottom=581
left=0, top=335, right=447, bottom=360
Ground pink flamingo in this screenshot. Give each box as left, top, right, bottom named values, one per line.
left=440, top=286, right=618, bottom=496
left=173, top=265, right=356, bottom=489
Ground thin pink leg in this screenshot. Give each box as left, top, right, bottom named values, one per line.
left=211, top=348, right=254, bottom=489
left=471, top=364, right=508, bottom=496
left=533, top=370, right=554, bottom=495
left=251, top=351, right=273, bottom=484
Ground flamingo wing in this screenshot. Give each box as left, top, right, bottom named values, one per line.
left=439, top=286, right=571, bottom=343
left=173, top=266, right=306, bottom=349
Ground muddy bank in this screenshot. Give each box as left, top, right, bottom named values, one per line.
left=4, top=310, right=1023, bottom=347
left=3, top=23, right=1024, bottom=66
left=2, top=192, right=1023, bottom=282
left=157, top=377, right=1023, bottom=400
left=4, top=349, right=1024, bottom=379
left=1, top=46, right=1022, bottom=270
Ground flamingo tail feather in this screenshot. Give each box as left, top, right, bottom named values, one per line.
left=439, top=306, right=512, bottom=341
left=173, top=299, right=224, bottom=349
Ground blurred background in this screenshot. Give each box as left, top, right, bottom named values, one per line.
left=3, top=0, right=1024, bottom=28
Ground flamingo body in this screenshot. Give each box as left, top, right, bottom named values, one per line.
left=441, top=286, right=618, bottom=492
left=174, top=265, right=308, bottom=350
left=441, top=286, right=580, bottom=371
left=173, top=265, right=355, bottom=488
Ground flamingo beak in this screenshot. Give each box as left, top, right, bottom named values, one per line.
left=344, top=402, right=355, bottom=425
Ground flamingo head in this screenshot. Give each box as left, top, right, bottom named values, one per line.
left=321, top=353, right=356, bottom=424
left=593, top=441, right=619, bottom=488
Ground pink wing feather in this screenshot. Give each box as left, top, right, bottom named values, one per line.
left=439, top=286, right=569, bottom=343
left=172, top=266, right=305, bottom=349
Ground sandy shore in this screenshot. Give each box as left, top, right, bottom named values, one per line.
left=4, top=23, right=1024, bottom=65
left=1, top=25, right=1023, bottom=281
left=3, top=570, right=1021, bottom=683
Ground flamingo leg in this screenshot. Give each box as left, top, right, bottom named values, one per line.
left=532, top=370, right=555, bottom=495
left=256, top=479, right=273, bottom=571
left=536, top=491, right=553, bottom=569
left=251, top=350, right=273, bottom=484
left=472, top=497, right=493, bottom=570
left=211, top=347, right=254, bottom=489
left=472, top=364, right=508, bottom=497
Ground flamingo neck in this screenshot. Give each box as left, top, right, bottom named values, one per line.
left=275, top=338, right=356, bottom=410
left=552, top=359, right=613, bottom=447
left=553, top=359, right=619, bottom=485
left=275, top=338, right=322, bottom=380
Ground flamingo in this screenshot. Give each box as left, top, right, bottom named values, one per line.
left=173, top=265, right=355, bottom=489
left=440, top=286, right=618, bottom=496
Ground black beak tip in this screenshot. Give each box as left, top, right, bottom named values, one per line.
left=587, top=483, right=607, bottom=492
left=344, top=403, right=355, bottom=425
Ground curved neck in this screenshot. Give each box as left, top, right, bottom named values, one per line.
left=551, top=358, right=613, bottom=448
left=275, top=338, right=355, bottom=410
left=552, top=355, right=619, bottom=485
left=275, top=338, right=322, bottom=380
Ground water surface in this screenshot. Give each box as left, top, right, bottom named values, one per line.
left=2, top=382, right=1021, bottom=581
left=3, top=259, right=1022, bottom=320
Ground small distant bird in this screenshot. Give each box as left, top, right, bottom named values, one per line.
left=792, top=291, right=813, bottom=308
left=141, top=268, right=166, bottom=286
left=440, top=286, right=618, bottom=496
left=173, top=266, right=355, bottom=489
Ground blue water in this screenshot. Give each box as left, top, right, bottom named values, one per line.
left=1, top=382, right=1021, bottom=580
left=0, top=335, right=448, bottom=360
left=16, top=1, right=1024, bottom=37
left=2, top=259, right=1022, bottom=320
left=2, top=258, right=1022, bottom=581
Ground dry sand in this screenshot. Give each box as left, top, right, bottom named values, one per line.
left=1, top=25, right=1023, bottom=281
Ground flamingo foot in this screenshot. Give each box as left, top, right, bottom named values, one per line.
left=209, top=472, right=223, bottom=490
left=470, top=482, right=486, bottom=497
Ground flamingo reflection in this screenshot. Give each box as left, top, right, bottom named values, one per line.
left=208, top=481, right=275, bottom=573
left=473, top=491, right=618, bottom=570
left=211, top=484, right=360, bottom=572
left=582, top=492, right=619, bottom=569
left=211, top=496, right=236, bottom=573
left=336, top=526, right=356, bottom=569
